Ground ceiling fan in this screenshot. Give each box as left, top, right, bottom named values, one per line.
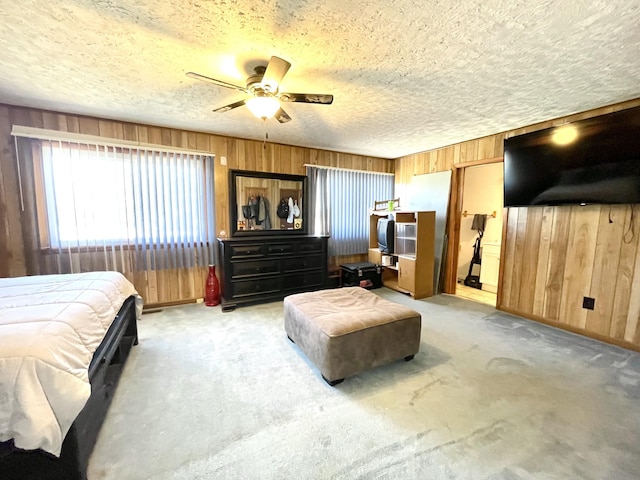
left=186, top=56, right=333, bottom=123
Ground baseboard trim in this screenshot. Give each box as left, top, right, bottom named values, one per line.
left=497, top=305, right=640, bottom=354
left=143, top=298, right=200, bottom=310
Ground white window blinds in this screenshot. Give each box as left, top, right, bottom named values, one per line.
left=12, top=129, right=216, bottom=276
left=306, top=166, right=394, bottom=256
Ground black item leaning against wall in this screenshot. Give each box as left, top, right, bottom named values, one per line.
left=464, top=214, right=486, bottom=290
left=464, top=233, right=483, bottom=289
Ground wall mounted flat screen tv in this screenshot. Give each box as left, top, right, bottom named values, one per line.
left=503, top=106, right=640, bottom=207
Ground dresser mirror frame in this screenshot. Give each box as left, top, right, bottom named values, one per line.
left=229, top=169, right=308, bottom=236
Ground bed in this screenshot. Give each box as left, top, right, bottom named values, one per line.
left=0, top=271, right=142, bottom=480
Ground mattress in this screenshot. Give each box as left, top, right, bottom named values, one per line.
left=0, top=272, right=142, bottom=456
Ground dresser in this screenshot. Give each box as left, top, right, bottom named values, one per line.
left=218, top=235, right=329, bottom=311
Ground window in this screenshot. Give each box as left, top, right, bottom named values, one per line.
left=307, top=166, right=394, bottom=256
left=39, top=143, right=211, bottom=248
left=30, top=140, right=215, bottom=272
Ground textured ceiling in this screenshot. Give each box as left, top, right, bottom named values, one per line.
left=0, top=0, right=639, bottom=159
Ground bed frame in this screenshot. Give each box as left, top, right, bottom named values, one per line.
left=0, top=295, right=139, bottom=480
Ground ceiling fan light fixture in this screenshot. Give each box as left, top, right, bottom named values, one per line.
left=246, top=96, right=281, bottom=120
left=188, top=56, right=333, bottom=123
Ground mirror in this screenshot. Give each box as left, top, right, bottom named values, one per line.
left=229, top=170, right=308, bottom=236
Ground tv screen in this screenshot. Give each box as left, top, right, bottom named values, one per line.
left=377, top=218, right=395, bottom=254
left=503, top=106, right=640, bottom=207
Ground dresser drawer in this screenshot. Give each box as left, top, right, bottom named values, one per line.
left=298, top=240, right=324, bottom=253
left=229, top=243, right=264, bottom=258
left=283, top=271, right=324, bottom=291
left=232, top=276, right=282, bottom=297
left=266, top=243, right=294, bottom=255
left=282, top=254, right=324, bottom=272
left=231, top=259, right=280, bottom=278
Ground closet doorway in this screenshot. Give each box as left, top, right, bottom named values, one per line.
left=455, top=162, right=504, bottom=306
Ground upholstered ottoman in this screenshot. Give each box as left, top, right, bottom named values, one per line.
left=284, top=287, right=421, bottom=385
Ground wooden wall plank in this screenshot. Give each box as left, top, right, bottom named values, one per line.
left=137, top=125, right=148, bottom=143
left=609, top=207, right=639, bottom=338
left=457, top=142, right=468, bottom=164
left=518, top=207, right=542, bottom=313
left=453, top=144, right=461, bottom=165
left=0, top=108, right=16, bottom=276
left=28, top=111, right=44, bottom=129
left=147, top=126, right=163, bottom=145
left=477, top=136, right=494, bottom=159
left=559, top=205, right=600, bottom=329
left=622, top=209, right=640, bottom=343
left=42, top=112, right=66, bottom=130
left=508, top=208, right=528, bottom=308
left=465, top=139, right=479, bottom=163
left=586, top=206, right=626, bottom=335
left=161, top=128, right=172, bottom=146
left=78, top=117, right=100, bottom=136
left=493, top=132, right=506, bottom=157
left=213, top=137, right=229, bottom=240
left=544, top=207, right=570, bottom=320
left=499, top=207, right=519, bottom=309
left=415, top=152, right=426, bottom=174
left=66, top=116, right=80, bottom=133
left=1, top=108, right=27, bottom=276
left=122, top=123, right=138, bottom=142
left=98, top=120, right=124, bottom=140
left=532, top=206, right=554, bottom=317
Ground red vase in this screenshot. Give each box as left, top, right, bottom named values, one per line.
left=205, top=264, right=220, bottom=306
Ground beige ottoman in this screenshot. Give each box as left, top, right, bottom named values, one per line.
left=284, top=287, right=421, bottom=385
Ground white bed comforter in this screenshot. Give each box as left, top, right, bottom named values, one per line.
left=0, top=271, right=142, bottom=456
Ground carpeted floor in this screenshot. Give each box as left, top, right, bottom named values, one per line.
left=88, top=288, right=640, bottom=480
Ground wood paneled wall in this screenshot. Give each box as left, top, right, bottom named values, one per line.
left=394, top=98, right=640, bottom=351
left=500, top=204, right=640, bottom=347
left=0, top=104, right=393, bottom=306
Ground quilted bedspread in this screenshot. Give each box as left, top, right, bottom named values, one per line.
left=0, top=272, right=142, bottom=456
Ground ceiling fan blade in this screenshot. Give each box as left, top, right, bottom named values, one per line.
left=275, top=108, right=292, bottom=124
left=213, top=99, right=247, bottom=113
left=262, top=56, right=291, bottom=93
left=279, top=93, right=333, bottom=105
left=186, top=72, right=248, bottom=93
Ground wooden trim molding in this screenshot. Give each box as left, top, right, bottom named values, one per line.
left=445, top=158, right=504, bottom=294
left=452, top=156, right=503, bottom=169
left=143, top=298, right=201, bottom=310
left=498, top=305, right=640, bottom=354
left=496, top=207, right=509, bottom=308
left=443, top=167, right=463, bottom=293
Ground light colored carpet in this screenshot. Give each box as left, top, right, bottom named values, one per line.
left=88, top=288, right=640, bottom=480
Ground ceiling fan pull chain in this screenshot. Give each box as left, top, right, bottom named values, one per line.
left=263, top=122, right=269, bottom=149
